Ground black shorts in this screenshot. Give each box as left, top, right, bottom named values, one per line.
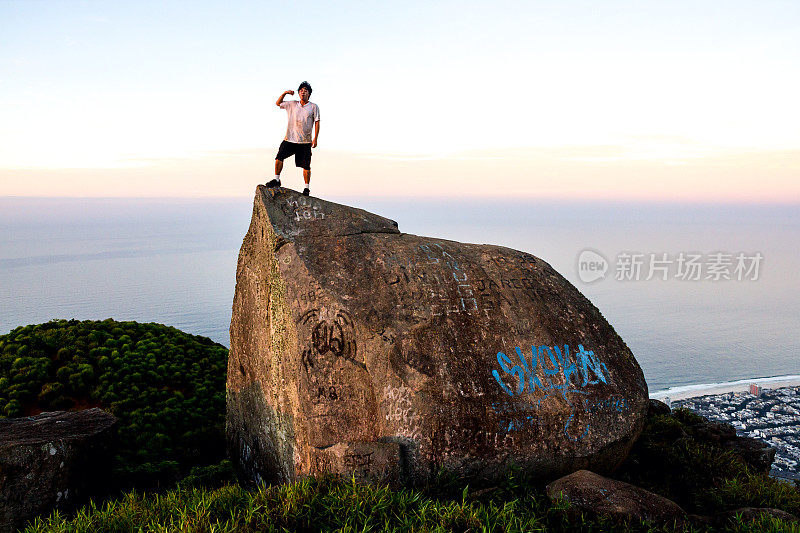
left=275, top=140, right=312, bottom=170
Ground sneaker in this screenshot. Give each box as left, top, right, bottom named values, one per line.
left=302, top=188, right=310, bottom=196
left=265, top=178, right=281, bottom=188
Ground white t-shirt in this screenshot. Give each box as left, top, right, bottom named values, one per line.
left=279, top=100, right=320, bottom=144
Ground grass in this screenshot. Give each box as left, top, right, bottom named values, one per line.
left=20, top=470, right=800, bottom=532
left=20, top=475, right=651, bottom=533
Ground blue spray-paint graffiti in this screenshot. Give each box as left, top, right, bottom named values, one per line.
left=587, top=396, right=630, bottom=414
left=492, top=401, right=539, bottom=433
left=492, top=396, right=631, bottom=440
left=490, top=344, right=613, bottom=442
left=492, top=344, right=609, bottom=397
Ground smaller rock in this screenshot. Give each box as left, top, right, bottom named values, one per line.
left=546, top=469, right=686, bottom=525
left=0, top=408, right=117, bottom=533
left=717, top=507, right=798, bottom=524
left=647, top=399, right=671, bottom=417
left=691, top=418, right=736, bottom=443
left=721, top=437, right=776, bottom=474
left=467, top=486, right=499, bottom=500
left=686, top=514, right=716, bottom=527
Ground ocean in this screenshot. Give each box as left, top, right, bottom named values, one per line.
left=1, top=196, right=798, bottom=396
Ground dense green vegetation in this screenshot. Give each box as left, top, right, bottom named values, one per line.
left=617, top=408, right=800, bottom=518
left=0, top=319, right=229, bottom=490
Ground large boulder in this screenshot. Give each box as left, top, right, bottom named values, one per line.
left=546, top=469, right=686, bottom=525
left=0, top=408, right=117, bottom=533
left=227, top=187, right=649, bottom=487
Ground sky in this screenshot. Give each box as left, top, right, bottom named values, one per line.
left=1, top=0, right=799, bottom=200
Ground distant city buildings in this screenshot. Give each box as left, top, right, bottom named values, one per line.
left=674, top=385, right=800, bottom=481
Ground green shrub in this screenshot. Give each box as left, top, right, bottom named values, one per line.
left=3, top=398, right=21, bottom=417
left=0, top=319, right=228, bottom=493
left=615, top=406, right=800, bottom=520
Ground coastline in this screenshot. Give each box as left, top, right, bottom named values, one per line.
left=650, top=375, right=800, bottom=401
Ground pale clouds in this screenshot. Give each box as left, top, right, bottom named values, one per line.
left=1, top=145, right=797, bottom=202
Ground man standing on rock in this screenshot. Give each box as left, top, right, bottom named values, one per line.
left=266, top=81, right=320, bottom=196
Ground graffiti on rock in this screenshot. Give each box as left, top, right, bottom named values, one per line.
left=475, top=278, right=538, bottom=291
left=492, top=394, right=630, bottom=442
left=440, top=426, right=516, bottom=450
left=283, top=197, right=325, bottom=222
left=490, top=343, right=617, bottom=442
left=313, top=386, right=339, bottom=402
left=239, top=438, right=266, bottom=485
left=344, top=451, right=375, bottom=478
left=298, top=309, right=362, bottom=371
left=492, top=344, right=609, bottom=397
left=380, top=244, right=544, bottom=318
left=487, top=252, right=538, bottom=273
left=310, top=454, right=331, bottom=474
left=586, top=396, right=630, bottom=414
left=298, top=289, right=320, bottom=305
left=379, top=244, right=480, bottom=316
left=509, top=321, right=534, bottom=337
left=419, top=242, right=479, bottom=315
left=296, top=307, right=377, bottom=446
left=382, top=385, right=423, bottom=441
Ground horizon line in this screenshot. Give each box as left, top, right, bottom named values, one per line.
left=1, top=194, right=800, bottom=207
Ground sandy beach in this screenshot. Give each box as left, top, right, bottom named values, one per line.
left=650, top=375, right=800, bottom=401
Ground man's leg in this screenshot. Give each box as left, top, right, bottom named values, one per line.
left=302, top=169, right=311, bottom=195
left=267, top=142, right=292, bottom=187
left=298, top=143, right=312, bottom=195
left=266, top=160, right=282, bottom=187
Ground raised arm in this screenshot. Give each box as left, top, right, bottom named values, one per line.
left=276, top=90, right=294, bottom=107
